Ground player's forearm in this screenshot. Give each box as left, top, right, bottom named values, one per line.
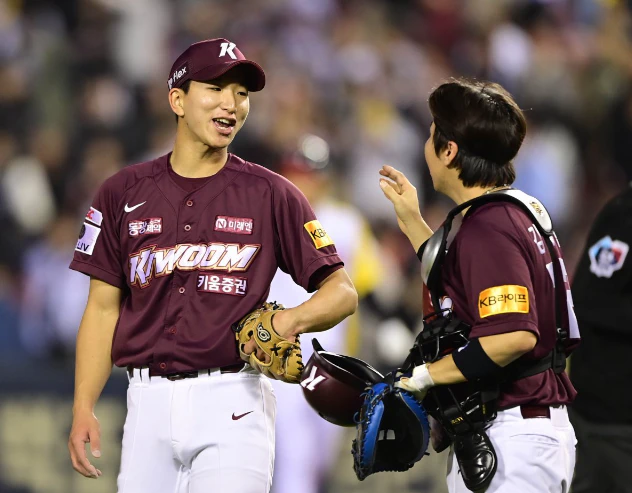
left=283, top=269, right=358, bottom=335
left=405, top=217, right=434, bottom=253
left=73, top=281, right=121, bottom=413
left=427, top=331, right=538, bottom=386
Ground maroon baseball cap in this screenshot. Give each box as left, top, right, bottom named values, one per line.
left=167, top=38, right=265, bottom=92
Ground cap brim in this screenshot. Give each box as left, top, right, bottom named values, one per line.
left=190, top=60, right=266, bottom=92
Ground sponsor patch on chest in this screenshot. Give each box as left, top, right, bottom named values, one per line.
left=128, top=218, right=162, bottom=236
left=197, top=274, right=247, bottom=295
left=214, top=216, right=253, bottom=234
left=75, top=222, right=101, bottom=255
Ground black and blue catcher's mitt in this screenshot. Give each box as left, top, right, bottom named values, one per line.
left=351, top=381, right=430, bottom=481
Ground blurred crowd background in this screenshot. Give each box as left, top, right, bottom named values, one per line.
left=0, top=0, right=631, bottom=492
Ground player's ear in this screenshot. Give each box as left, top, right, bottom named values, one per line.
left=442, top=141, right=458, bottom=166
left=169, top=88, right=186, bottom=119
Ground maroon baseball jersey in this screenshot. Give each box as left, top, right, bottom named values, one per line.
left=70, top=153, right=343, bottom=375
left=442, top=201, right=579, bottom=409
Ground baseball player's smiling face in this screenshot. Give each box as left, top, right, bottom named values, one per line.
left=180, top=71, right=250, bottom=149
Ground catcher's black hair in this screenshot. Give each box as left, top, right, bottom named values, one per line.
left=429, top=78, right=526, bottom=188
left=174, top=80, right=192, bottom=123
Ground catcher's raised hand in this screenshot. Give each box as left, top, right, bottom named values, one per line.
left=379, top=165, right=422, bottom=235
left=379, top=165, right=433, bottom=251
left=234, top=302, right=304, bottom=383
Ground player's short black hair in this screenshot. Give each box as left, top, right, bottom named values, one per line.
left=428, top=78, right=526, bottom=188
left=174, top=80, right=192, bottom=123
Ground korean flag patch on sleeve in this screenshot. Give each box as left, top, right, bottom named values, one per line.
left=75, top=222, right=101, bottom=255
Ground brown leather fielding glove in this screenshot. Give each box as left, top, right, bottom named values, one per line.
left=233, top=302, right=303, bottom=383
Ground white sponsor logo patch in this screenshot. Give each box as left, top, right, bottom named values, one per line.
left=214, top=216, right=253, bottom=234
left=85, top=207, right=103, bottom=226
left=589, top=235, right=629, bottom=278
left=75, top=222, right=101, bottom=255
left=197, top=274, right=247, bottom=295
left=129, top=218, right=162, bottom=236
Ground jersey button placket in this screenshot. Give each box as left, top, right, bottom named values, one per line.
left=159, top=362, right=167, bottom=370
left=173, top=197, right=195, bottom=362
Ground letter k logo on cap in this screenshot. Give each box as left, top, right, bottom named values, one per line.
left=219, top=42, right=237, bottom=59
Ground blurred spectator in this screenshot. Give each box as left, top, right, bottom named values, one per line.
left=64, top=135, right=125, bottom=213
left=1, top=152, right=56, bottom=236
left=513, top=120, right=581, bottom=230
left=0, top=131, right=27, bottom=268
left=19, top=213, right=89, bottom=361
left=0, top=265, right=23, bottom=363
left=95, top=0, right=171, bottom=84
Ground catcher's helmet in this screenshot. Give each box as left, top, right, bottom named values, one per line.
left=300, top=339, right=384, bottom=427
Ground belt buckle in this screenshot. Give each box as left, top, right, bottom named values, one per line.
left=165, top=371, right=198, bottom=381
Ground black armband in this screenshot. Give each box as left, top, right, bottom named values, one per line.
left=452, top=338, right=503, bottom=381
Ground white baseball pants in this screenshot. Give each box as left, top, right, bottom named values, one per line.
left=447, top=405, right=577, bottom=493
left=117, top=367, right=276, bottom=493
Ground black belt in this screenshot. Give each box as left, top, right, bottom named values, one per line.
left=127, top=363, right=245, bottom=381
left=520, top=405, right=551, bottom=419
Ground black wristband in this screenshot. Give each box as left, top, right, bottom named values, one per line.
left=452, top=338, right=503, bottom=381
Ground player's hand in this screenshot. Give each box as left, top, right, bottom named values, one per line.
left=394, top=363, right=434, bottom=401
left=394, top=376, right=429, bottom=401
left=379, top=165, right=433, bottom=250
left=68, top=410, right=103, bottom=479
left=243, top=309, right=296, bottom=362
left=379, top=165, right=423, bottom=236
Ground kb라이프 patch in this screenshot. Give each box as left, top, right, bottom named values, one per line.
left=304, top=220, right=334, bottom=249
left=478, top=285, right=529, bottom=318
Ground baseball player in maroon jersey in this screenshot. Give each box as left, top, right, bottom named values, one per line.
left=380, top=79, right=579, bottom=492
left=66, top=38, right=358, bottom=493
